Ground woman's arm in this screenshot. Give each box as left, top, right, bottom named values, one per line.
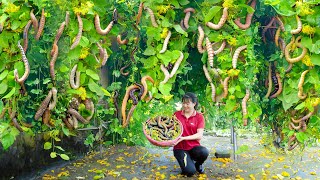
left=172, top=128, right=204, bottom=146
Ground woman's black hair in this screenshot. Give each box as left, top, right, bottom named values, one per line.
left=182, top=92, right=199, bottom=110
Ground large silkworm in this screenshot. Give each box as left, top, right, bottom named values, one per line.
left=159, top=30, right=171, bottom=54
left=72, top=115, right=78, bottom=129
left=96, top=42, right=109, bottom=66
left=42, top=108, right=51, bottom=127
left=264, top=64, right=273, bottom=98
left=180, top=20, right=186, bottom=31
left=291, top=110, right=314, bottom=124
left=129, top=88, right=140, bottom=105
left=53, top=21, right=66, bottom=46
left=68, top=108, right=89, bottom=124
left=202, top=65, right=212, bottom=83
left=134, top=82, right=144, bottom=100
left=120, top=63, right=130, bottom=76
left=206, top=37, right=214, bottom=68
left=274, top=27, right=281, bottom=47
left=285, top=36, right=307, bottom=63
left=35, top=9, right=45, bottom=40
left=70, top=13, right=83, bottom=50
left=210, top=82, right=216, bottom=102
left=278, top=38, right=286, bottom=53
left=94, top=14, right=114, bottom=35
left=49, top=87, right=57, bottom=110
left=65, top=11, right=70, bottom=27
left=50, top=44, right=58, bottom=82
left=145, top=91, right=153, bottom=103
left=141, top=75, right=155, bottom=100
left=206, top=7, right=228, bottom=30
left=12, top=117, right=23, bottom=132
left=122, top=84, right=140, bottom=125
left=232, top=45, right=247, bottom=69
left=234, top=0, right=256, bottom=30
left=117, top=34, right=129, bottom=45
left=136, top=2, right=144, bottom=25
left=291, top=15, right=302, bottom=35
left=213, top=40, right=226, bottom=55
left=222, top=76, right=230, bottom=98
left=287, top=134, right=298, bottom=151
left=23, top=20, right=32, bottom=52
left=270, top=73, right=282, bottom=98
left=183, top=8, right=195, bottom=29
left=85, top=100, right=94, bottom=121
left=297, top=70, right=309, bottom=99
left=69, top=64, right=80, bottom=89
left=262, top=17, right=275, bottom=44
left=14, top=41, right=30, bottom=83
left=160, top=64, right=170, bottom=84
left=113, top=8, right=118, bottom=24
left=197, top=26, right=205, bottom=53
left=275, top=16, right=285, bottom=32
left=169, top=51, right=184, bottom=78
left=144, top=7, right=158, bottom=27
left=285, top=63, right=293, bottom=73
left=124, top=104, right=137, bottom=128
left=242, top=89, right=250, bottom=126
left=30, top=9, right=38, bottom=32
left=34, top=90, right=53, bottom=120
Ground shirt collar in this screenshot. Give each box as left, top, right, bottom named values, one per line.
left=181, top=110, right=197, bottom=118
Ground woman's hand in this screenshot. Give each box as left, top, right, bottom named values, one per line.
left=171, top=136, right=185, bottom=146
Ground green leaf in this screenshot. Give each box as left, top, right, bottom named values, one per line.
left=30, top=89, right=42, bottom=94
left=50, top=152, right=57, bottom=158
left=173, top=25, right=188, bottom=37
left=161, top=17, right=172, bottom=27
left=140, top=56, right=158, bottom=69
left=86, top=69, right=100, bottom=80
left=179, top=0, right=190, bottom=5
left=59, top=65, right=70, bottom=73
left=11, top=20, right=21, bottom=30
left=158, top=83, right=172, bottom=96
left=55, top=146, right=65, bottom=152
left=224, top=99, right=237, bottom=112
left=294, top=102, right=305, bottom=110
left=88, top=79, right=104, bottom=96
left=1, top=133, right=15, bottom=150
left=301, top=37, right=313, bottom=50
left=310, top=54, right=320, bottom=66
left=60, top=154, right=70, bottom=160
left=80, top=36, right=90, bottom=47
left=2, top=87, right=15, bottom=99
left=43, top=78, right=51, bottom=84
left=62, top=126, right=70, bottom=136
left=143, top=46, right=156, bottom=56
left=82, top=18, right=94, bottom=32
left=101, top=87, right=111, bottom=97
left=0, top=82, right=8, bottom=95
left=0, top=70, right=8, bottom=81
left=44, top=142, right=52, bottom=150
left=205, top=6, right=221, bottom=23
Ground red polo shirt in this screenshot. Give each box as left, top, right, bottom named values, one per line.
left=173, top=110, right=205, bottom=150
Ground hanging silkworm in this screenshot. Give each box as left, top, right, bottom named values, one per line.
left=34, top=90, right=53, bottom=120
left=234, top=0, right=256, bottom=30
left=180, top=20, right=186, bottom=31
left=120, top=63, right=130, bottom=76
left=145, top=91, right=153, bottom=103
left=12, top=117, right=23, bottom=132
left=50, top=44, right=58, bottom=82
left=129, top=88, right=140, bottom=105
left=298, top=70, right=309, bottom=99
left=42, top=108, right=51, bottom=127
left=213, top=40, right=226, bottom=54
left=232, top=45, right=247, bottom=69
left=222, top=76, right=230, bottom=98
left=23, top=20, right=32, bottom=52
left=275, top=27, right=281, bottom=47
left=68, top=108, right=89, bottom=124
left=206, top=37, right=214, bottom=68
left=262, top=17, right=275, bottom=44
left=69, top=64, right=80, bottom=89
left=159, top=30, right=171, bottom=54
left=270, top=73, right=282, bottom=98
left=291, top=110, right=315, bottom=124
left=202, top=65, right=212, bottom=83
left=275, top=16, right=285, bottom=32
left=30, top=9, right=38, bottom=32
left=169, top=51, right=184, bottom=78
left=264, top=64, right=273, bottom=98
left=136, top=2, right=144, bottom=25
left=113, top=8, right=118, bottom=24
left=242, top=89, right=250, bottom=126
left=210, top=82, right=216, bottom=102
left=124, top=104, right=137, bottom=128
left=160, top=64, right=170, bottom=84
left=117, top=34, right=129, bottom=45
left=285, top=36, right=307, bottom=63
left=96, top=42, right=109, bottom=66
left=285, top=63, right=293, bottom=73
left=122, top=84, right=140, bottom=126
left=197, top=26, right=205, bottom=53
left=14, top=40, right=30, bottom=83
left=70, top=13, right=83, bottom=50
left=183, top=8, right=195, bottom=29
left=291, top=15, right=302, bottom=35
left=65, top=11, right=70, bottom=27
left=35, top=9, right=45, bottom=40
left=141, top=75, right=155, bottom=100
left=278, top=38, right=286, bottom=53
left=85, top=100, right=94, bottom=121
left=49, top=87, right=57, bottom=110
left=206, top=7, right=228, bottom=30
left=53, top=21, right=66, bottom=46
left=144, top=7, right=158, bottom=27
left=134, top=82, right=144, bottom=100
left=63, top=116, right=73, bottom=129
left=287, top=134, right=298, bottom=151
left=94, top=14, right=114, bottom=35
left=72, top=115, right=78, bottom=129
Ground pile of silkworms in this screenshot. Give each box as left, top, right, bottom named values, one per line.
left=144, top=116, right=182, bottom=142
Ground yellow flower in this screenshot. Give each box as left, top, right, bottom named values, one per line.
left=228, top=37, right=237, bottom=46
left=80, top=47, right=90, bottom=59
left=227, top=69, right=240, bottom=77
left=302, top=25, right=316, bottom=35
left=296, top=1, right=314, bottom=16
left=157, top=5, right=170, bottom=15
left=4, top=3, right=20, bottom=13
left=73, top=1, right=94, bottom=15
left=302, top=55, right=314, bottom=67
left=160, top=28, right=168, bottom=39
left=78, top=87, right=87, bottom=100
left=223, top=0, right=235, bottom=8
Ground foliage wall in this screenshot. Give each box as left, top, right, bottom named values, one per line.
left=0, top=0, right=319, bottom=159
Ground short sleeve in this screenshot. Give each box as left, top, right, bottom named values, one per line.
left=197, top=113, right=205, bottom=129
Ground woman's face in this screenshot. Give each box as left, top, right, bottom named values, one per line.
left=182, top=98, right=196, bottom=113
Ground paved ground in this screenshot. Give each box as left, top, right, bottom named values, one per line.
left=15, top=134, right=320, bottom=180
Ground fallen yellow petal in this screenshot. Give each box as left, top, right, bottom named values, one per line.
left=281, top=171, right=290, bottom=177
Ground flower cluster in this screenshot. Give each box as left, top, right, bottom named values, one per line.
left=4, top=3, right=20, bottom=13
left=73, top=1, right=94, bottom=15
left=302, top=25, right=316, bottom=35
left=302, top=55, right=314, bottom=67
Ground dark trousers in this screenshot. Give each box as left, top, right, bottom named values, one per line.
left=173, top=146, right=209, bottom=176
